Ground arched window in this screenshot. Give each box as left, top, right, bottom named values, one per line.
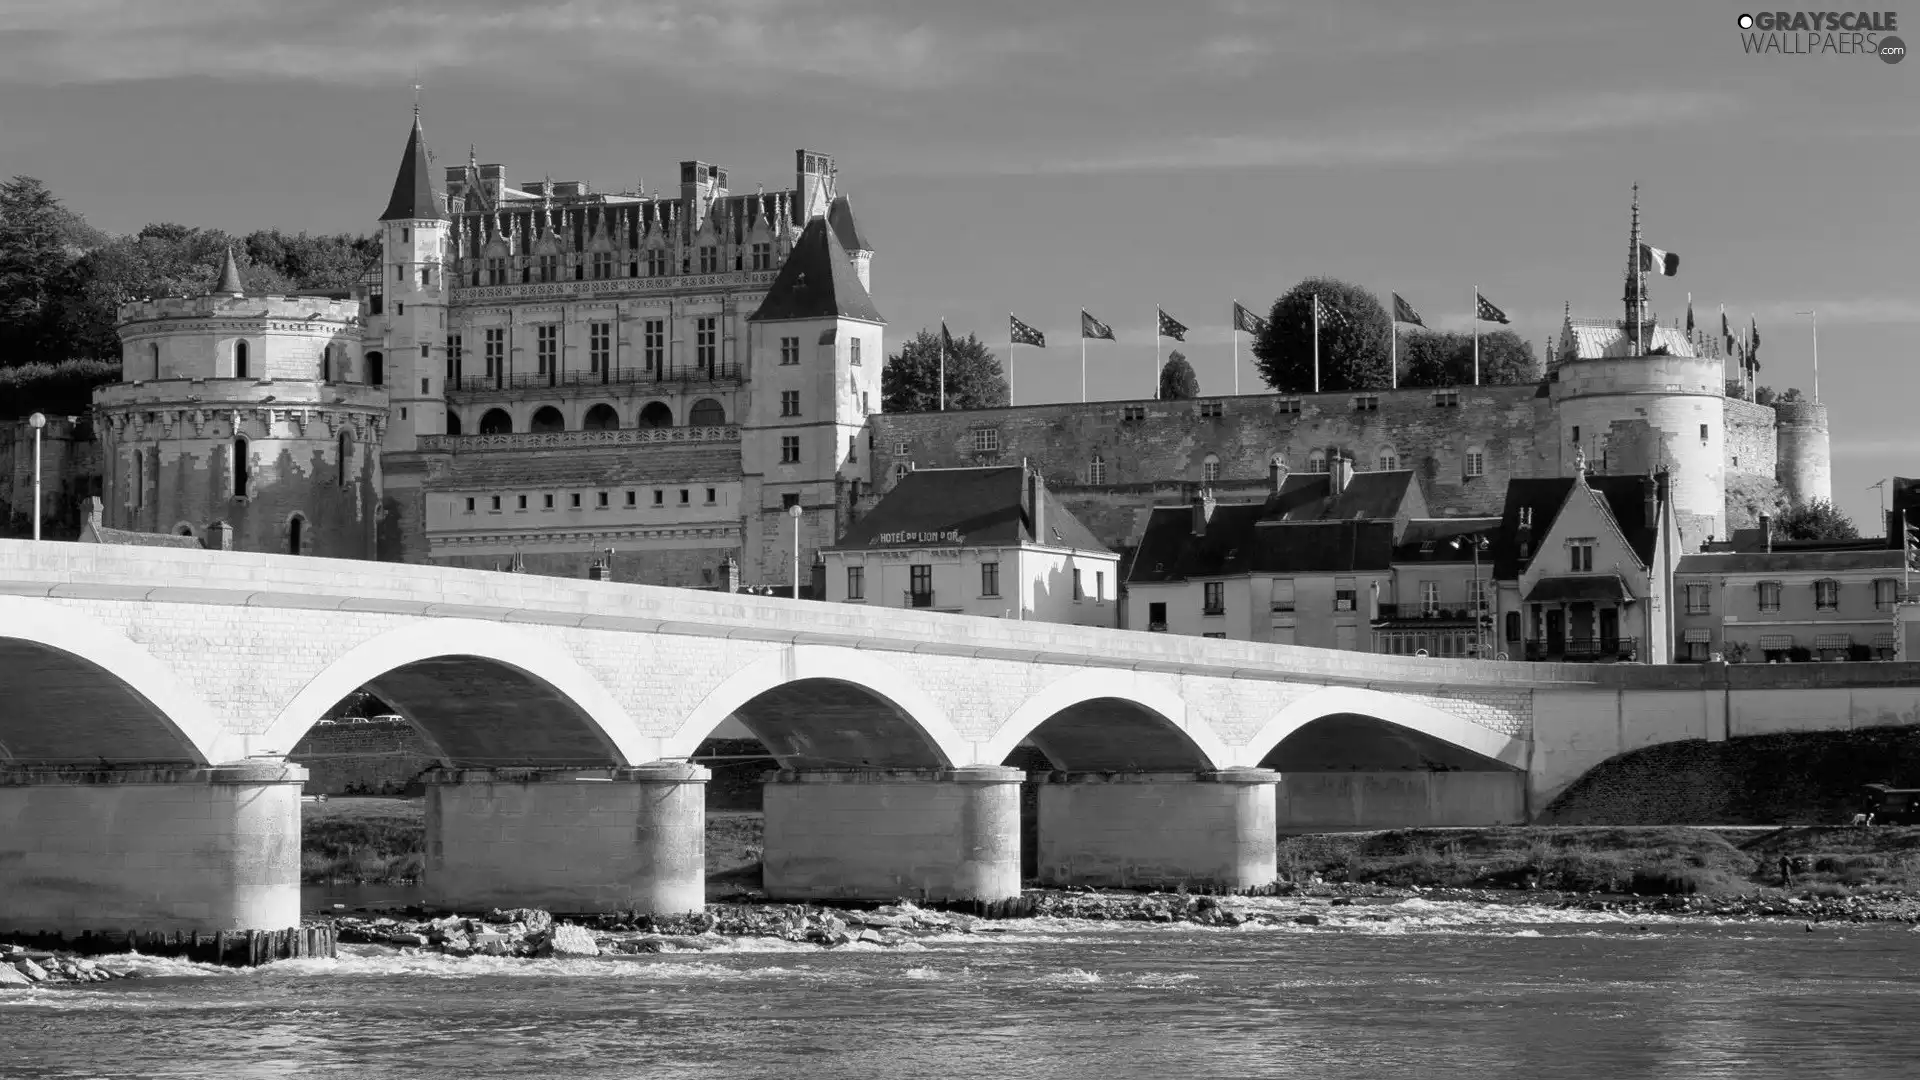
left=479, top=408, right=512, bottom=435
left=892, top=462, right=912, bottom=482
left=321, top=345, right=332, bottom=383
left=1089, top=454, right=1106, bottom=485
left=446, top=411, right=463, bottom=436
left=149, top=342, right=160, bottom=380
left=1377, top=447, right=1399, bottom=472
left=689, top=398, right=726, bottom=426
left=367, top=350, right=384, bottom=387
left=1307, top=450, right=1328, bottom=474
left=130, top=449, right=144, bottom=509
left=530, top=406, right=565, bottom=433
left=337, top=432, right=351, bottom=487
left=1201, top=453, right=1220, bottom=483
left=638, top=402, right=673, bottom=428
left=232, top=437, right=250, bottom=498
left=234, top=340, right=250, bottom=379
left=288, top=514, right=305, bottom=555
left=582, top=403, right=619, bottom=431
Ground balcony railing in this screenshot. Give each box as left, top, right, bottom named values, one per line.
left=416, top=425, right=738, bottom=453
left=1147, top=621, right=1168, bottom=632
left=906, top=590, right=935, bottom=609
left=1525, top=637, right=1642, bottom=663
left=451, top=364, right=742, bottom=393
left=1372, top=604, right=1488, bottom=624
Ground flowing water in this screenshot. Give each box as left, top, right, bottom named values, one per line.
left=6, top=896, right=1919, bottom=1079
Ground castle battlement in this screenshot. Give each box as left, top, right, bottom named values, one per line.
left=118, top=294, right=361, bottom=326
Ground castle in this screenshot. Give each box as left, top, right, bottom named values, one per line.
left=0, top=114, right=1830, bottom=583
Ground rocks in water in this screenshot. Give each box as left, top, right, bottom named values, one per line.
left=0, top=963, right=32, bottom=989
left=542, top=925, right=599, bottom=958
left=14, top=957, right=48, bottom=982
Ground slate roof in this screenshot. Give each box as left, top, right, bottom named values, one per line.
left=828, top=194, right=871, bottom=252
left=1491, top=473, right=1667, bottom=578
left=1677, top=548, right=1905, bottom=575
left=833, top=467, right=1111, bottom=553
left=381, top=116, right=449, bottom=222
left=1127, top=501, right=1269, bottom=582
left=1392, top=517, right=1503, bottom=563
left=214, top=247, right=244, bottom=296
left=1558, top=318, right=1696, bottom=360
left=1265, top=470, right=1419, bottom=523
left=748, top=216, right=884, bottom=324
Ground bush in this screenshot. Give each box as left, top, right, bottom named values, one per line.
left=0, top=358, right=119, bottom=419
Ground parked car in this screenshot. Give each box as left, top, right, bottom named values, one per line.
left=1862, top=784, right=1920, bottom=825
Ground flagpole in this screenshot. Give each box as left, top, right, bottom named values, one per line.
left=1008, top=313, right=1015, bottom=407
left=1311, top=294, right=1321, bottom=394
left=1390, top=319, right=1398, bottom=391
left=939, top=320, right=946, bottom=412
left=1231, top=301, right=1240, bottom=397
left=1080, top=333, right=1087, bottom=404
left=1472, top=286, right=1481, bottom=387
left=1153, top=304, right=1161, bottom=399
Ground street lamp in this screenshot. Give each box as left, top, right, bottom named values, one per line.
left=1451, top=533, right=1491, bottom=656
left=28, top=412, right=46, bottom=541
left=788, top=502, right=803, bottom=600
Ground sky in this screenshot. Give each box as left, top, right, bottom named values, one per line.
left=1, top=0, right=1912, bottom=532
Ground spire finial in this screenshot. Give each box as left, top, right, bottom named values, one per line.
left=412, top=79, right=422, bottom=121
left=214, top=245, right=244, bottom=297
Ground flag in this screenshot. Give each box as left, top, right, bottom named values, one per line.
left=1639, top=243, right=1680, bottom=277
left=1907, top=521, right=1920, bottom=572
left=1392, top=293, right=1425, bottom=327
left=1475, top=293, right=1509, bottom=324
left=1749, top=316, right=1761, bottom=371
left=1156, top=309, right=1187, bottom=341
left=1232, top=301, right=1268, bottom=335
left=1722, top=309, right=1733, bottom=355
left=1010, top=314, right=1045, bottom=348
left=940, top=320, right=955, bottom=355
left=1081, top=309, right=1115, bottom=341
left=1686, top=296, right=1695, bottom=336
left=1312, top=295, right=1349, bottom=329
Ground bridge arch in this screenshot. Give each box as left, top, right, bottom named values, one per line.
left=1244, top=685, right=1528, bottom=771
left=664, top=646, right=966, bottom=769
left=983, top=669, right=1227, bottom=771
left=259, top=621, right=649, bottom=767
left=0, top=596, right=226, bottom=765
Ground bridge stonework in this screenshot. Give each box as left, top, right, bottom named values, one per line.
left=3, top=540, right=1918, bottom=932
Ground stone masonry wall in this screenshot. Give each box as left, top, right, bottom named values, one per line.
left=287, top=720, right=438, bottom=795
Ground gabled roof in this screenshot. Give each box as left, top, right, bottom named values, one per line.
left=833, top=467, right=1110, bottom=553
left=1585, top=473, right=1666, bottom=570
left=1491, top=473, right=1667, bottom=578
left=828, top=194, right=871, bottom=252
left=380, top=116, right=449, bottom=222
left=748, top=216, right=884, bottom=324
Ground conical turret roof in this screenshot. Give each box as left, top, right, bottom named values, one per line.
left=214, top=246, right=244, bottom=296
left=380, top=114, right=448, bottom=222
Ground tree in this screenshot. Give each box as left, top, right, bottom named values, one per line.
left=882, top=328, right=1008, bottom=412
left=1158, top=350, right=1199, bottom=400
left=1398, top=329, right=1539, bottom=388
left=1251, top=277, right=1391, bottom=393
left=1755, top=385, right=1804, bottom=407
left=1774, top=498, right=1859, bottom=542
left=0, top=176, right=88, bottom=367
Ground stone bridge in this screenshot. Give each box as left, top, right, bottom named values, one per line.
left=3, top=539, right=1918, bottom=934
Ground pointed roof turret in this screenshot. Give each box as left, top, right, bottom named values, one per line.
left=380, top=113, right=449, bottom=222
left=214, top=246, right=245, bottom=296
left=749, top=216, right=884, bottom=324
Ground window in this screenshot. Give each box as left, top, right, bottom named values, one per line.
left=288, top=515, right=304, bottom=554
left=1202, top=454, right=1221, bottom=483
left=234, top=340, right=249, bottom=379
left=544, top=494, right=555, bottom=509
left=485, top=257, right=506, bottom=286
left=1700, top=423, right=1709, bottom=444
left=1758, top=580, right=1782, bottom=611
left=421, top=376, right=430, bottom=394
left=232, top=438, right=250, bottom=498
left=645, top=249, right=668, bottom=277
left=421, top=265, right=434, bottom=288
left=1434, top=389, right=1460, bottom=408
left=1271, top=579, right=1296, bottom=612
left=464, top=497, right=475, bottom=513
left=1352, top=394, right=1379, bottom=412
left=653, top=490, right=664, bottom=506
left=536, top=324, right=558, bottom=378
left=1421, top=580, right=1440, bottom=615
left=1307, top=451, right=1327, bottom=474
left=850, top=338, right=862, bottom=366
left=1465, top=448, right=1486, bottom=478
left=780, top=390, right=801, bottom=417
left=679, top=489, right=690, bottom=505
left=517, top=495, right=527, bottom=510
left=446, top=334, right=462, bottom=382
left=1468, top=578, right=1491, bottom=615
left=395, top=263, right=405, bottom=281
left=1276, top=397, right=1302, bottom=414
left=1377, top=449, right=1399, bottom=471
left=597, top=491, right=609, bottom=508
left=1814, top=579, right=1839, bottom=611
left=538, top=254, right=558, bottom=282
left=148, top=342, right=160, bottom=380
left=1571, top=426, right=1581, bottom=445
left=893, top=439, right=910, bottom=456
left=1686, top=583, right=1711, bottom=614
left=1123, top=405, right=1147, bottom=422
left=752, top=242, right=772, bottom=270
left=1198, top=401, right=1223, bottom=418
left=1335, top=587, right=1356, bottom=612
left=1505, top=610, right=1520, bottom=642
left=1095, top=571, right=1105, bottom=604
left=593, top=251, right=613, bottom=279
left=589, top=322, right=611, bottom=375
left=910, top=564, right=933, bottom=605
left=1876, top=578, right=1900, bottom=611
left=695, top=317, right=717, bottom=370
left=484, top=329, right=504, bottom=382
left=972, top=428, right=1000, bottom=453
left=130, top=449, right=144, bottom=509
left=1569, top=539, right=1595, bottom=573
left=982, top=562, right=1000, bottom=597
left=781, top=492, right=799, bottom=509
left=400, top=228, right=409, bottom=244
left=1073, top=568, right=1085, bottom=603
left=848, top=436, right=858, bottom=463
left=1089, top=455, right=1106, bottom=485
left=644, top=319, right=665, bottom=374
left=1148, top=602, right=1168, bottom=631
left=490, top=495, right=501, bottom=511
left=570, top=493, right=582, bottom=508
left=368, top=278, right=384, bottom=315
left=1687, top=637, right=1711, bottom=662
left=705, top=487, right=717, bottom=504
left=892, top=462, right=911, bottom=481
left=846, top=566, right=865, bottom=600
left=780, top=436, right=799, bottom=463
left=626, top=491, right=636, bottom=506
left=1202, top=581, right=1225, bottom=614
left=780, top=336, right=800, bottom=365
left=337, top=432, right=350, bottom=487
left=698, top=246, right=718, bottom=274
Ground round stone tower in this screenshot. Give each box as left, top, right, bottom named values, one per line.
left=93, top=249, right=388, bottom=557
left=1773, top=398, right=1832, bottom=507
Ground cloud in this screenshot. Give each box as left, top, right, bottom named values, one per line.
left=1750, top=298, right=1920, bottom=326
left=0, top=0, right=1008, bottom=91
left=949, top=90, right=1740, bottom=176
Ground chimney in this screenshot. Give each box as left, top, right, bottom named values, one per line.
left=722, top=555, right=741, bottom=593
left=1268, top=455, right=1289, bottom=494
left=1517, top=506, right=1533, bottom=561
left=1759, top=513, right=1772, bottom=553
left=1642, top=476, right=1659, bottom=527
left=1330, top=452, right=1353, bottom=496
left=1191, top=487, right=1216, bottom=537
left=206, top=520, right=233, bottom=551
left=1027, top=465, right=1045, bottom=542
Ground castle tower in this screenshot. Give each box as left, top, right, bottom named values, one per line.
left=1774, top=399, right=1832, bottom=507
left=95, top=251, right=384, bottom=557
left=369, top=106, right=452, bottom=452
left=1551, top=187, right=1728, bottom=542
left=742, top=215, right=885, bottom=590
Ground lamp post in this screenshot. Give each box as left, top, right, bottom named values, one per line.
left=28, top=412, right=46, bottom=541
left=788, top=502, right=803, bottom=600
left=1452, top=533, right=1491, bottom=657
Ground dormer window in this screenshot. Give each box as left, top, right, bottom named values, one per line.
left=1352, top=394, right=1379, bottom=412
left=1124, top=405, right=1147, bottom=422
left=1277, top=397, right=1302, bottom=414
left=1198, top=401, right=1223, bottom=418
left=1434, top=390, right=1460, bottom=408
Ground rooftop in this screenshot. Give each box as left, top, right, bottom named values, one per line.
left=834, top=466, right=1110, bottom=553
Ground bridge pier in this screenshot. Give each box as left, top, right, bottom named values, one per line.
left=422, top=763, right=708, bottom=915
left=1036, top=769, right=1279, bottom=892
left=0, top=760, right=305, bottom=935
left=762, top=767, right=1023, bottom=903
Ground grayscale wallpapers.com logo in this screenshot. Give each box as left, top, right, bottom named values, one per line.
left=1737, top=11, right=1906, bottom=61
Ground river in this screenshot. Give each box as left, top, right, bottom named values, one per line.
left=5, top=896, right=1919, bottom=1079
